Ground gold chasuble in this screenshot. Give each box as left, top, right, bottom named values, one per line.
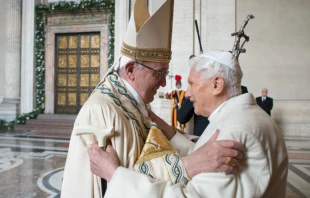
left=133, top=126, right=190, bottom=185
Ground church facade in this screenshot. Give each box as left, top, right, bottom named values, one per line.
left=0, top=0, right=309, bottom=137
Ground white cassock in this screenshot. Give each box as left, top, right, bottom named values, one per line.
left=105, top=93, right=288, bottom=198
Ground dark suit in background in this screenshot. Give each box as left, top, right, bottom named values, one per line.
left=177, top=99, right=209, bottom=136
left=241, top=86, right=248, bottom=94
left=256, top=96, right=273, bottom=116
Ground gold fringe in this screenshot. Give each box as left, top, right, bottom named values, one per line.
left=121, top=42, right=171, bottom=63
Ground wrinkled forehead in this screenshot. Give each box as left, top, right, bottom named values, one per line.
left=188, top=66, right=203, bottom=81
left=147, top=61, right=169, bottom=70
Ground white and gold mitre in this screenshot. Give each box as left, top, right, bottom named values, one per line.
left=121, top=0, right=174, bottom=63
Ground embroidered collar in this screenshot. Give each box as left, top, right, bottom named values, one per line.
left=96, top=73, right=151, bottom=141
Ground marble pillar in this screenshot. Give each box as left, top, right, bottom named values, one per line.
left=21, top=0, right=35, bottom=114
left=5, top=0, right=21, bottom=99
left=114, top=0, right=130, bottom=60
left=0, top=0, right=21, bottom=121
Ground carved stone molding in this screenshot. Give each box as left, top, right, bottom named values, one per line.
left=45, top=9, right=110, bottom=26
left=44, top=10, right=110, bottom=114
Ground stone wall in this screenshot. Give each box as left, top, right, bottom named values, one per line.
left=151, top=98, right=310, bottom=137
left=237, top=0, right=310, bottom=137
left=273, top=100, right=310, bottom=137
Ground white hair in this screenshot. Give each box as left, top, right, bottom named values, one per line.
left=120, top=56, right=133, bottom=67
left=191, top=55, right=243, bottom=97
left=118, top=56, right=135, bottom=73
left=119, top=56, right=155, bottom=72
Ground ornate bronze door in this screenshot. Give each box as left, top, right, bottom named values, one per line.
left=55, top=33, right=101, bottom=114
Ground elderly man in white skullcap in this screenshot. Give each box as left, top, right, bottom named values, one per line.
left=86, top=15, right=288, bottom=198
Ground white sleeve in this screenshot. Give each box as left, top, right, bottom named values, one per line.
left=170, top=132, right=196, bottom=156
left=105, top=130, right=272, bottom=198
left=105, top=167, right=238, bottom=198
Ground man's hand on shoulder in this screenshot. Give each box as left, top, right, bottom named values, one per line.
left=182, top=129, right=245, bottom=178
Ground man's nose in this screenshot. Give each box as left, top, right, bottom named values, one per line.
left=159, top=77, right=167, bottom=87
left=185, top=90, right=191, bottom=99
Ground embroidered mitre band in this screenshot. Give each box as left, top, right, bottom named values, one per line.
left=121, top=0, right=174, bottom=63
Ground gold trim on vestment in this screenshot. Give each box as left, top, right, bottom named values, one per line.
left=96, top=73, right=151, bottom=141
left=121, top=42, right=172, bottom=63
left=135, top=126, right=176, bottom=164
left=135, top=150, right=176, bottom=165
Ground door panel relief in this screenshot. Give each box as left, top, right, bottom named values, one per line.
left=55, top=33, right=100, bottom=114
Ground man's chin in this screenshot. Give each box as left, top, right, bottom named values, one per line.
left=147, top=96, right=155, bottom=104
left=194, top=109, right=200, bottom=116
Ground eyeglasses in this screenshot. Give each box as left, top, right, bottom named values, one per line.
left=135, top=61, right=169, bottom=79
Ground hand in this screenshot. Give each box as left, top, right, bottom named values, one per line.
left=166, top=89, right=173, bottom=95
left=182, top=129, right=245, bottom=178
left=147, top=109, right=176, bottom=140
left=88, top=143, right=119, bottom=182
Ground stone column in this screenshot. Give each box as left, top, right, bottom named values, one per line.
left=2, top=0, right=22, bottom=120
left=21, top=0, right=35, bottom=114
left=114, top=0, right=130, bottom=59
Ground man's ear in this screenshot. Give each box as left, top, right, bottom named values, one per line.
left=212, top=76, right=225, bottom=95
left=124, top=61, right=136, bottom=80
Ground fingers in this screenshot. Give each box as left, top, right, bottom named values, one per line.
left=222, top=158, right=240, bottom=174
left=217, top=140, right=245, bottom=152
left=226, top=157, right=239, bottom=167
left=208, top=129, right=245, bottom=152
left=88, top=143, right=106, bottom=160
left=211, top=152, right=239, bottom=167
left=220, top=165, right=235, bottom=175
left=214, top=139, right=245, bottom=161
left=88, top=142, right=101, bottom=151
left=217, top=146, right=243, bottom=160
left=208, top=129, right=220, bottom=142
left=105, top=145, right=116, bottom=155
left=214, top=158, right=239, bottom=175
